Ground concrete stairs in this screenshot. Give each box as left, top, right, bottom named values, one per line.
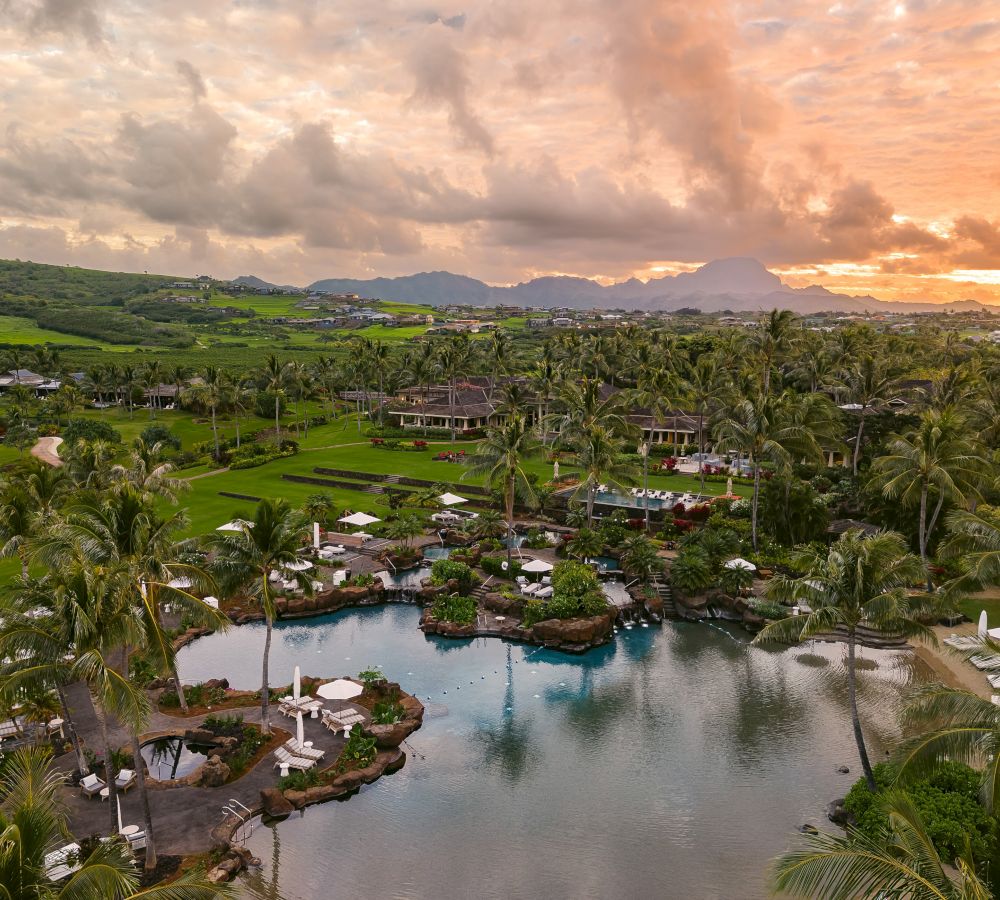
left=651, top=579, right=678, bottom=619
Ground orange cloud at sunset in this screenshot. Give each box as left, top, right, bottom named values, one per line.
left=0, top=0, right=998, bottom=302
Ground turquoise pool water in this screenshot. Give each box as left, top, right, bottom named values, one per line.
left=176, top=606, right=918, bottom=900
left=422, top=547, right=451, bottom=560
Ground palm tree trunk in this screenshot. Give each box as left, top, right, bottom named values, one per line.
left=235, top=413, right=241, bottom=449
left=450, top=379, right=456, bottom=443
left=847, top=629, right=876, bottom=791
left=91, top=695, right=118, bottom=834
left=274, top=395, right=281, bottom=439
left=506, top=477, right=515, bottom=567
left=698, top=411, right=706, bottom=493
left=173, top=663, right=188, bottom=714
left=211, top=404, right=219, bottom=460
left=587, top=480, right=595, bottom=526
left=852, top=413, right=865, bottom=476
left=643, top=449, right=650, bottom=532
left=751, top=463, right=762, bottom=551
left=918, top=483, right=929, bottom=579
left=129, top=730, right=158, bottom=870
left=261, top=613, right=273, bottom=737
left=56, top=684, right=89, bottom=775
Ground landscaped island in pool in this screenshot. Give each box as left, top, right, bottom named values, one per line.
left=177, top=604, right=921, bottom=900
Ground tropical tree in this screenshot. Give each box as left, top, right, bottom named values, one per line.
left=713, top=391, right=825, bottom=551
left=620, top=533, right=663, bottom=582
left=209, top=499, right=311, bottom=736
left=870, top=409, right=987, bottom=587
left=755, top=530, right=931, bottom=790
left=260, top=354, right=290, bottom=439
left=404, top=342, right=439, bottom=437
left=839, top=354, right=897, bottom=475
left=770, top=791, right=989, bottom=900
left=467, top=413, right=538, bottom=564
left=566, top=527, right=603, bottom=561
left=571, top=424, right=637, bottom=526
left=385, top=513, right=423, bottom=548
left=680, top=353, right=723, bottom=491
left=185, top=365, right=226, bottom=460
left=466, top=509, right=505, bottom=541
left=940, top=507, right=1000, bottom=590
left=0, top=480, right=35, bottom=578
left=302, top=493, right=334, bottom=526
left=750, top=308, right=799, bottom=395
left=0, top=747, right=227, bottom=899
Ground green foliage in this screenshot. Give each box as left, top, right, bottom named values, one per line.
left=843, top=762, right=997, bottom=866
left=62, top=417, right=120, bottom=446
left=430, top=593, right=478, bottom=624
left=542, top=560, right=608, bottom=620
left=228, top=441, right=297, bottom=469
left=346, top=572, right=376, bottom=587
left=429, top=558, right=478, bottom=592
left=159, top=680, right=226, bottom=708
left=760, top=475, right=830, bottom=546
left=139, top=422, right=182, bottom=450
left=521, top=597, right=547, bottom=627
left=278, top=766, right=322, bottom=791
left=747, top=597, right=786, bottom=620
left=33, top=305, right=194, bottom=347
left=480, top=554, right=522, bottom=579
left=339, top=727, right=377, bottom=769
left=669, top=549, right=716, bottom=594
left=357, top=668, right=383, bottom=685
left=371, top=698, right=406, bottom=725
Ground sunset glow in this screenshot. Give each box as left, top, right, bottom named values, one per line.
left=1, top=0, right=998, bottom=301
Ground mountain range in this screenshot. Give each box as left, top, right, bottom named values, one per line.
left=244, top=258, right=992, bottom=315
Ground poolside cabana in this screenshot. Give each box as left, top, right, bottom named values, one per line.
left=437, top=492, right=468, bottom=506
left=338, top=512, right=381, bottom=528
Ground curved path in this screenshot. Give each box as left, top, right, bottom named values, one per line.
left=30, top=435, right=63, bottom=467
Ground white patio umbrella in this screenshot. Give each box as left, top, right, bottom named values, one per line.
left=293, top=665, right=301, bottom=702
left=723, top=557, right=757, bottom=572
left=437, top=492, right=468, bottom=506
left=216, top=519, right=253, bottom=532
left=166, top=576, right=193, bottom=589
left=979, top=610, right=989, bottom=638
left=313, top=522, right=321, bottom=549
left=283, top=559, right=313, bottom=572
left=522, top=558, right=554, bottom=573
left=338, top=512, right=381, bottom=527
left=116, top=796, right=123, bottom=833
left=296, top=711, right=304, bottom=747
left=317, top=678, right=363, bottom=701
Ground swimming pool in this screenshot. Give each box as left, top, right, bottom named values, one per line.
left=177, top=606, right=919, bottom=900
left=140, top=736, right=212, bottom=781
left=422, top=547, right=451, bottom=561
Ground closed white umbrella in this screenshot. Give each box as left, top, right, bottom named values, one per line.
left=116, top=795, right=123, bottom=833
left=338, top=512, right=381, bottom=527
left=296, top=711, right=304, bottom=747
left=293, top=665, right=301, bottom=702
left=522, top=558, right=553, bottom=573
left=313, top=522, right=321, bottom=549
left=316, top=678, right=363, bottom=701
left=980, top=610, right=989, bottom=638
left=437, top=492, right=468, bottom=506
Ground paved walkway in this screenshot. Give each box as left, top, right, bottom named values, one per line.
left=30, top=435, right=63, bottom=467
left=57, top=682, right=352, bottom=854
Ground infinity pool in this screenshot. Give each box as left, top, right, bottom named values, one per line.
left=176, top=605, right=919, bottom=900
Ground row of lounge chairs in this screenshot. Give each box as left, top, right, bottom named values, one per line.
left=318, top=545, right=347, bottom=560
left=278, top=695, right=324, bottom=717
left=322, top=707, right=365, bottom=735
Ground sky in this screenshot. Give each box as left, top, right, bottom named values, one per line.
left=0, top=0, right=999, bottom=302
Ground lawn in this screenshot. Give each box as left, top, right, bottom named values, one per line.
left=958, top=593, right=1000, bottom=624
left=0, top=315, right=123, bottom=349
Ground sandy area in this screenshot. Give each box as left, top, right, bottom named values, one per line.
left=30, top=435, right=63, bottom=467
left=913, top=621, right=991, bottom=699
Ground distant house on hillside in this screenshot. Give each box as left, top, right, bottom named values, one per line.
left=348, top=309, right=395, bottom=323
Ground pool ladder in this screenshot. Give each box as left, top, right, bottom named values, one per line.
left=222, top=798, right=254, bottom=845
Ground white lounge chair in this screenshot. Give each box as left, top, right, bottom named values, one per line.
left=522, top=583, right=541, bottom=596
left=988, top=673, right=1000, bottom=689
left=970, top=655, right=1000, bottom=670
left=944, top=635, right=981, bottom=649
left=273, top=746, right=314, bottom=771
left=535, top=585, right=554, bottom=599
left=283, top=738, right=325, bottom=761
left=80, top=773, right=106, bottom=798
left=115, top=769, right=136, bottom=793
left=0, top=719, right=20, bottom=739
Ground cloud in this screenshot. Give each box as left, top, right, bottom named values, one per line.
left=407, top=24, right=495, bottom=155
left=3, top=0, right=106, bottom=47
left=176, top=59, right=207, bottom=100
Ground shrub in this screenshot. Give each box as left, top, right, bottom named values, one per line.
left=843, top=762, right=996, bottom=866
left=346, top=572, right=376, bottom=588
left=159, top=681, right=226, bottom=709
left=278, top=767, right=322, bottom=791
left=357, top=668, right=383, bottom=685
left=429, top=559, right=478, bottom=592
left=480, top=555, right=522, bottom=580
left=371, top=698, right=406, bottom=725
left=338, top=727, right=377, bottom=770
left=669, top=549, right=715, bottom=595
left=140, top=422, right=181, bottom=451
left=62, top=417, right=120, bottom=446
left=543, top=560, right=608, bottom=620
left=431, top=593, right=477, bottom=625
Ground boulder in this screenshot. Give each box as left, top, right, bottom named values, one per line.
left=286, top=598, right=306, bottom=615
left=260, top=787, right=293, bottom=817
left=184, top=728, right=215, bottom=745
left=283, top=789, right=307, bottom=809
left=530, top=614, right=613, bottom=647
left=357, top=763, right=383, bottom=784
left=203, top=678, right=230, bottom=691
left=827, top=798, right=854, bottom=828
left=199, top=754, right=230, bottom=788
left=378, top=749, right=406, bottom=773
left=332, top=770, right=366, bottom=791
left=484, top=593, right=525, bottom=617
left=304, top=784, right=340, bottom=804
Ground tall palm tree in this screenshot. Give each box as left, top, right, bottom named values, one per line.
left=940, top=507, right=1000, bottom=590
left=750, top=308, right=799, bottom=395
left=754, top=530, right=931, bottom=790
left=770, top=791, right=989, bottom=899
left=467, top=413, right=538, bottom=565
left=713, top=391, right=824, bottom=551
left=0, top=481, right=35, bottom=578
left=680, top=353, right=723, bottom=492
left=870, top=409, right=987, bottom=587
left=839, top=354, right=897, bottom=475
left=572, top=424, right=638, bottom=526
left=437, top=336, right=473, bottom=442
left=404, top=342, right=439, bottom=437
left=314, top=354, right=341, bottom=419
left=185, top=365, right=226, bottom=460
left=261, top=354, right=290, bottom=439
left=486, top=328, right=511, bottom=401
left=209, top=499, right=311, bottom=736
left=0, top=747, right=226, bottom=899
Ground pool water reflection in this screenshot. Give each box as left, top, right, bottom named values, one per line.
left=176, top=606, right=918, bottom=900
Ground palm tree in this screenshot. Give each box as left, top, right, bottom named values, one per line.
left=209, top=499, right=311, bottom=736
left=572, top=424, right=638, bottom=526
left=680, top=353, right=723, bottom=492
left=436, top=336, right=473, bottom=442
left=566, top=527, right=604, bottom=561
left=750, top=308, right=799, bottom=395
left=0, top=481, right=35, bottom=578
left=713, top=391, right=824, bottom=551
left=302, top=493, right=334, bottom=526
left=870, top=409, right=987, bottom=587
left=185, top=365, right=226, bottom=460
left=467, top=509, right=505, bottom=541
left=486, top=328, right=511, bottom=401
left=0, top=747, right=226, bottom=899
left=754, top=529, right=931, bottom=790
left=111, top=438, right=188, bottom=503
left=839, top=354, right=897, bottom=475
left=940, top=507, right=1000, bottom=589
left=770, top=791, right=988, bottom=899
left=404, top=343, right=439, bottom=437
left=467, top=413, right=538, bottom=565
left=314, top=354, right=341, bottom=419
left=261, top=354, right=290, bottom=439
left=385, top=513, right=423, bottom=549
left=620, top=534, right=663, bottom=582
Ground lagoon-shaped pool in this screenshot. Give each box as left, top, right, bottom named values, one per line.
left=177, top=605, right=919, bottom=900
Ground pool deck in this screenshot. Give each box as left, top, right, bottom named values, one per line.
left=55, top=681, right=352, bottom=856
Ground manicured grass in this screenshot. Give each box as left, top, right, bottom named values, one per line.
left=0, top=315, right=122, bottom=348
left=958, top=594, right=1000, bottom=624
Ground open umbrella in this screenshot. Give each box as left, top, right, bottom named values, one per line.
left=216, top=519, right=253, bottom=532
left=522, top=558, right=553, bottom=573
left=296, top=711, right=304, bottom=747
left=317, top=678, right=363, bottom=701
left=283, top=559, right=313, bottom=572
left=293, top=665, right=301, bottom=702
left=338, top=512, right=381, bottom=527
left=437, top=492, right=468, bottom=506
left=723, top=557, right=757, bottom=572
